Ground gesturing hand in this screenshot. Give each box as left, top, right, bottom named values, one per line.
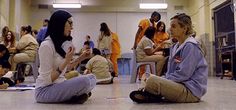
left=79, top=49, right=91, bottom=61
left=65, top=47, right=75, bottom=63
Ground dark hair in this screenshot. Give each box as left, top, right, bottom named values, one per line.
left=45, top=10, right=72, bottom=58
left=0, top=44, right=11, bottom=69
left=0, top=44, right=7, bottom=53
left=4, top=31, right=16, bottom=48
left=100, top=22, right=111, bottom=36
left=171, top=13, right=193, bottom=35
left=21, top=25, right=32, bottom=34
left=92, top=48, right=101, bottom=55
left=1, top=26, right=9, bottom=37
left=86, top=35, right=90, bottom=39
left=156, top=21, right=166, bottom=32
left=32, top=29, right=38, bottom=35
left=151, top=11, right=161, bottom=21
left=84, top=41, right=90, bottom=46
left=144, top=26, right=156, bottom=39
left=44, top=19, right=49, bottom=23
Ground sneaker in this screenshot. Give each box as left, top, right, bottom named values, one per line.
left=129, top=90, right=162, bottom=103
left=66, top=93, right=89, bottom=104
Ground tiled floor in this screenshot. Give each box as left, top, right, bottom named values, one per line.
left=0, top=75, right=236, bottom=110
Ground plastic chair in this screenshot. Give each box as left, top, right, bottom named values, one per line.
left=130, top=49, right=156, bottom=83
left=15, top=51, right=39, bottom=82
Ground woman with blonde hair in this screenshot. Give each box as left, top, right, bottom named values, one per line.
left=130, top=13, right=208, bottom=103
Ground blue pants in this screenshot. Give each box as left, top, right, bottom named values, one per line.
left=35, top=74, right=96, bottom=103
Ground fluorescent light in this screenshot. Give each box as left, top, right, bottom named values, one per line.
left=53, top=3, right=81, bottom=8
left=139, top=3, right=168, bottom=9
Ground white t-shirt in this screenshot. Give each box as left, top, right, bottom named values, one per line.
left=36, top=37, right=68, bottom=88
left=136, top=36, right=154, bottom=60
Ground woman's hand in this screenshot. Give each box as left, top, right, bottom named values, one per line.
left=65, top=47, right=75, bottom=64
left=79, top=49, right=91, bottom=61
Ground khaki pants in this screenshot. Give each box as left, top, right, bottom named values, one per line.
left=138, top=54, right=166, bottom=76
left=10, top=53, right=35, bottom=71
left=145, top=76, right=199, bottom=103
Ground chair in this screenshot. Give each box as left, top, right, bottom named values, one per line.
left=15, top=51, right=39, bottom=82
left=130, top=49, right=156, bottom=83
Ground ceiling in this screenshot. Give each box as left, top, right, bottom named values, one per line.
left=30, top=0, right=169, bottom=12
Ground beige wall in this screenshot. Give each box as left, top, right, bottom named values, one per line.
left=14, top=0, right=31, bottom=33
left=186, top=0, right=228, bottom=76
left=29, top=0, right=189, bottom=30
left=187, top=0, right=227, bottom=40
left=1, top=0, right=31, bottom=35
left=30, top=7, right=51, bottom=30
left=0, top=0, right=10, bottom=31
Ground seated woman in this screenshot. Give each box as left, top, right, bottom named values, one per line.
left=130, top=13, right=208, bottom=103
left=153, top=21, right=169, bottom=45
left=35, top=10, right=96, bottom=104
left=136, top=26, right=166, bottom=76
left=0, top=44, right=15, bottom=89
left=84, top=48, right=113, bottom=84
left=10, top=25, right=38, bottom=71
left=2, top=30, right=17, bottom=54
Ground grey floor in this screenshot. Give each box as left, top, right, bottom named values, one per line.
left=0, top=75, right=236, bottom=110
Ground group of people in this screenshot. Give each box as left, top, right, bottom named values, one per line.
left=35, top=10, right=123, bottom=103
left=0, top=9, right=208, bottom=104
left=0, top=24, right=39, bottom=87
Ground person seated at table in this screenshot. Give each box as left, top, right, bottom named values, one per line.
left=1, top=30, right=17, bottom=54
left=10, top=25, right=39, bottom=72
left=136, top=26, right=166, bottom=76
left=0, top=44, right=15, bottom=89
left=84, top=48, right=114, bottom=84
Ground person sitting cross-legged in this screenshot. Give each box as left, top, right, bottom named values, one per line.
left=84, top=48, right=114, bottom=84
left=130, top=13, right=208, bottom=103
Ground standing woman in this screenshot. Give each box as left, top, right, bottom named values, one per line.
left=110, top=32, right=121, bottom=77
left=97, top=22, right=112, bottom=59
left=35, top=10, right=96, bottom=104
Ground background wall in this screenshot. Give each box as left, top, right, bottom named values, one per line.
left=186, top=0, right=228, bottom=76
left=71, top=12, right=167, bottom=53
left=1, top=0, right=32, bottom=39
left=0, top=0, right=10, bottom=33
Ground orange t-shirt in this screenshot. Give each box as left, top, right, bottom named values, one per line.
left=153, top=32, right=169, bottom=45
left=136, top=19, right=155, bottom=44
